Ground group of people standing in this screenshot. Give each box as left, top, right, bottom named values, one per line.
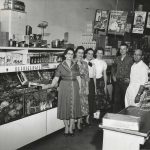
left=47, top=42, right=149, bottom=137
left=47, top=46, right=110, bottom=136
left=112, top=43, right=149, bottom=113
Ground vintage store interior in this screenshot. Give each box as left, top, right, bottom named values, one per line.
left=0, top=0, right=150, bottom=150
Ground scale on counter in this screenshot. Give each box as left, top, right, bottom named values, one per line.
left=37, top=21, right=50, bottom=39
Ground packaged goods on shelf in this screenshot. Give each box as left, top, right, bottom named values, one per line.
left=29, top=52, right=58, bottom=64
left=24, top=89, right=47, bottom=115
left=0, top=52, right=6, bottom=66
left=81, top=33, right=96, bottom=49
left=24, top=88, right=57, bottom=115
left=20, top=70, right=55, bottom=88
left=0, top=32, right=9, bottom=47
left=105, top=46, right=112, bottom=56
left=0, top=51, right=28, bottom=66
left=17, top=72, right=28, bottom=85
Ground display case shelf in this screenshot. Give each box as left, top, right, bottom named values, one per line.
left=0, top=46, right=65, bottom=52
left=0, top=63, right=59, bottom=73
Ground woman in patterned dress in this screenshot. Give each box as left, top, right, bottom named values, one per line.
left=74, top=46, right=89, bottom=130
left=48, top=48, right=82, bottom=136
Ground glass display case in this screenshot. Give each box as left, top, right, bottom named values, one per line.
left=0, top=69, right=58, bottom=125
left=0, top=72, right=24, bottom=125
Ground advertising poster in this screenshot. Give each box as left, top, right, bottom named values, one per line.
left=108, top=10, right=128, bottom=35
left=146, top=12, right=150, bottom=28
left=93, top=10, right=109, bottom=35
left=132, top=11, right=146, bottom=34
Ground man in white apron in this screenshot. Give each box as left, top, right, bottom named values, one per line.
left=125, top=49, right=148, bottom=107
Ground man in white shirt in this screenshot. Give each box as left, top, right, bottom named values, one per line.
left=125, top=49, right=148, bottom=107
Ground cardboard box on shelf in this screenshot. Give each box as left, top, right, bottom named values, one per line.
left=0, top=32, right=9, bottom=46
left=0, top=52, right=6, bottom=66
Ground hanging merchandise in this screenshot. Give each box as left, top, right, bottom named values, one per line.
left=132, top=11, right=146, bottom=34
left=146, top=12, right=150, bottom=28
left=108, top=10, right=128, bottom=35
left=93, top=10, right=109, bottom=35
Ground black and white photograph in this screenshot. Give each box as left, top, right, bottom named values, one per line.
left=0, top=0, right=150, bottom=150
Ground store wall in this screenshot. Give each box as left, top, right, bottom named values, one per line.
left=0, top=0, right=134, bottom=46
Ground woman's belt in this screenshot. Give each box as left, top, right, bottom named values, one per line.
left=62, top=77, right=77, bottom=81
left=116, top=78, right=125, bottom=82
left=96, top=77, right=104, bottom=81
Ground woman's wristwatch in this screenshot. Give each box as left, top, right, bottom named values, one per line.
left=137, top=93, right=141, bottom=96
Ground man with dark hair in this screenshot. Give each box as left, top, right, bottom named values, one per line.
left=112, top=42, right=133, bottom=113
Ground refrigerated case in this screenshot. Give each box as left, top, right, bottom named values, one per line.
left=0, top=47, right=65, bottom=150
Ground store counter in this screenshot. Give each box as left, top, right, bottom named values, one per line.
left=99, top=106, right=150, bottom=150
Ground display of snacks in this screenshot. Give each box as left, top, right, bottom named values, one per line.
left=39, top=69, right=55, bottom=83
left=29, top=52, right=63, bottom=64
left=24, top=89, right=46, bottom=115
left=29, top=52, right=54, bottom=64
left=22, top=69, right=55, bottom=88
left=5, top=52, right=23, bottom=66
left=47, top=89, right=58, bottom=109
left=24, top=88, right=58, bottom=115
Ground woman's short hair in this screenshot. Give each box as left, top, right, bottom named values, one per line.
left=94, top=47, right=105, bottom=56
left=63, top=47, right=74, bottom=60
left=75, top=46, right=85, bottom=54
left=84, top=48, right=94, bottom=55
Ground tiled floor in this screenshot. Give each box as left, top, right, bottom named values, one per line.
left=19, top=121, right=103, bottom=150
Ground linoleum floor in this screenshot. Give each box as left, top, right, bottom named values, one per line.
left=19, top=121, right=103, bottom=150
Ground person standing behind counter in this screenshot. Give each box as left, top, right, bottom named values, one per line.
left=47, top=48, right=82, bottom=136
left=112, top=43, right=133, bottom=113
left=125, top=49, right=148, bottom=107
